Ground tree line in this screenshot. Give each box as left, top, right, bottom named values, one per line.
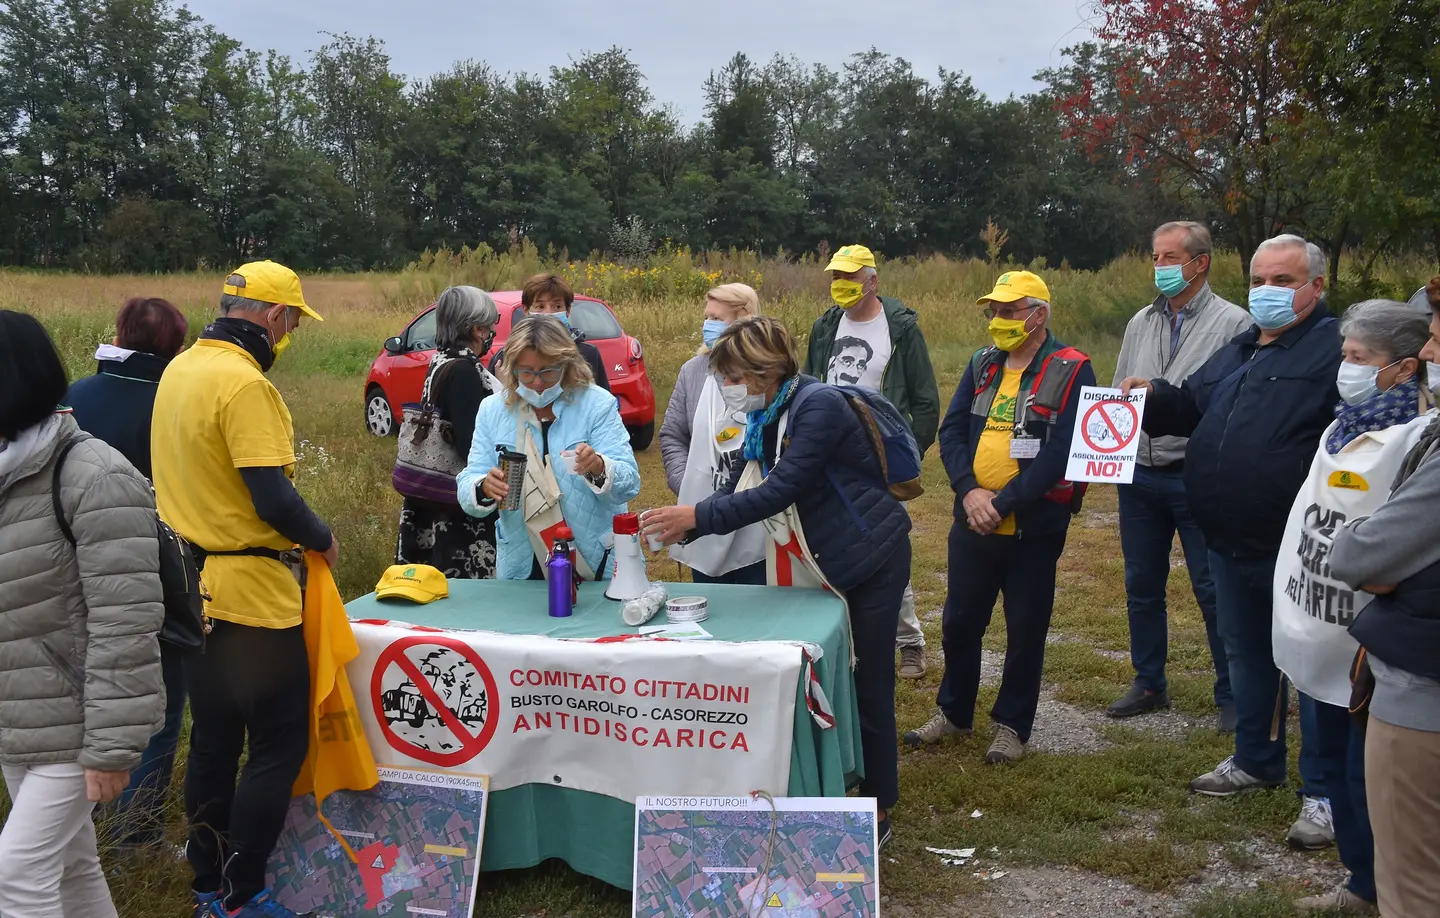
left=0, top=0, right=1435, bottom=279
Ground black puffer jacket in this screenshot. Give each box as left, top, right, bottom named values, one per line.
left=1144, top=308, right=1342, bottom=558
left=692, top=376, right=911, bottom=591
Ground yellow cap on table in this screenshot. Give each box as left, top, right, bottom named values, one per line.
left=375, top=564, right=449, bottom=604
left=824, top=244, right=877, bottom=273
left=977, top=270, right=1051, bottom=305
left=223, top=260, right=324, bottom=322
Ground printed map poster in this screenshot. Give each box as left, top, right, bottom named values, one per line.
left=634, top=795, right=879, bottom=918
left=266, top=767, right=488, bottom=918
left=1065, top=385, right=1147, bottom=484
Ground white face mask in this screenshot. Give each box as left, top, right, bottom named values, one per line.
left=721, top=383, right=765, bottom=414
left=1428, top=362, right=1440, bottom=394
left=1337, top=359, right=1401, bottom=407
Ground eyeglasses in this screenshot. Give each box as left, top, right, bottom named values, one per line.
left=983, top=304, right=1042, bottom=321
left=515, top=366, right=563, bottom=384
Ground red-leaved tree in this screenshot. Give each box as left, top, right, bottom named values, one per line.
left=1059, top=0, right=1316, bottom=270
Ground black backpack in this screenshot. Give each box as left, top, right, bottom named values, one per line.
left=52, top=439, right=207, bottom=652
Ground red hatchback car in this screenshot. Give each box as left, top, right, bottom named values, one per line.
left=363, top=292, right=658, bottom=449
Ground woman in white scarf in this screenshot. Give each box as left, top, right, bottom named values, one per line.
left=657, top=283, right=767, bottom=583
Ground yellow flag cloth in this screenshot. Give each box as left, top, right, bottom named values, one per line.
left=292, top=555, right=380, bottom=859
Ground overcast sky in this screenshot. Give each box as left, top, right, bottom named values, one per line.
left=182, top=0, right=1099, bottom=124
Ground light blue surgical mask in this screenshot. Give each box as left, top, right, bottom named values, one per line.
left=1248, top=284, right=1301, bottom=330
left=554, top=313, right=571, bottom=329
left=1154, top=255, right=1199, bottom=298
left=518, top=381, right=564, bottom=408
left=702, top=319, right=729, bottom=348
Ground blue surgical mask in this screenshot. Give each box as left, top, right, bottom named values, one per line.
left=554, top=313, right=571, bottom=329
left=1248, top=284, right=1300, bottom=330
left=518, top=381, right=564, bottom=408
left=1154, top=257, right=1197, bottom=298
left=702, top=319, right=729, bottom=348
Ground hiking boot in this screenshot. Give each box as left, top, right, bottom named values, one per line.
left=898, top=645, right=927, bottom=679
left=903, top=709, right=969, bottom=746
left=1188, top=756, right=1284, bottom=796
left=205, top=890, right=298, bottom=918
left=984, top=725, right=1025, bottom=764
left=1106, top=683, right=1170, bottom=718
left=193, top=891, right=221, bottom=918
left=1287, top=796, right=1336, bottom=850
left=1294, top=885, right=1377, bottom=915
left=1217, top=705, right=1238, bottom=734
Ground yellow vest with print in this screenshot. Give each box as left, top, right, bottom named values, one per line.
left=972, top=366, right=1023, bottom=536
left=151, top=338, right=303, bottom=628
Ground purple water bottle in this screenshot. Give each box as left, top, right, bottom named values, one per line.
left=547, top=535, right=574, bottom=618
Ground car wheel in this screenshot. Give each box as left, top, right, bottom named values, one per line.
left=628, top=420, right=655, bottom=451
left=366, top=387, right=396, bottom=437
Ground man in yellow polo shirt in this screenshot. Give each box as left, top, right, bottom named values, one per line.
left=903, top=271, right=1095, bottom=766
left=151, top=261, right=335, bottom=918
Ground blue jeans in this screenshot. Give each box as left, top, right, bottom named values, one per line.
left=1209, top=551, right=1288, bottom=783
left=1309, top=698, right=1375, bottom=901
left=114, top=642, right=188, bottom=846
left=1117, top=465, right=1231, bottom=705
left=1299, top=693, right=1327, bottom=799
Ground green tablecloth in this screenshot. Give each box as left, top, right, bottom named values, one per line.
left=345, top=580, right=861, bottom=889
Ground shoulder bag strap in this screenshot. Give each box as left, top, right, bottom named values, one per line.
left=50, top=439, right=86, bottom=546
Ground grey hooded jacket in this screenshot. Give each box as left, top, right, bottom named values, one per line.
left=1112, top=283, right=1254, bottom=467
left=0, top=414, right=165, bottom=770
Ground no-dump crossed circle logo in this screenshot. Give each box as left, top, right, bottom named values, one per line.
left=1080, top=399, right=1139, bottom=454
left=371, top=634, right=500, bottom=767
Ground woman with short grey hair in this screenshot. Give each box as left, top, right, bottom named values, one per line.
left=395, top=285, right=501, bottom=578
left=1273, top=297, right=1434, bottom=914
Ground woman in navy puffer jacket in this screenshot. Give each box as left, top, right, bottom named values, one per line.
left=643, top=316, right=912, bottom=847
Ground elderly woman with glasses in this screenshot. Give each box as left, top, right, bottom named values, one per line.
left=396, top=286, right=503, bottom=579
left=457, top=317, right=641, bottom=581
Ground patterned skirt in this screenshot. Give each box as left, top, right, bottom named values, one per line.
left=395, top=498, right=497, bottom=580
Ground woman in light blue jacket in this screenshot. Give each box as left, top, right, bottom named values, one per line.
left=458, top=316, right=640, bottom=580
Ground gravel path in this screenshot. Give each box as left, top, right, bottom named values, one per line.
left=903, top=642, right=1348, bottom=917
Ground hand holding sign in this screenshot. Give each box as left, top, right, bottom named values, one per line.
left=1065, top=386, right=1147, bottom=484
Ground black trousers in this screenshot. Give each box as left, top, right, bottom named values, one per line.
left=184, top=619, right=310, bottom=907
left=848, top=539, right=910, bottom=810
left=936, top=524, right=1067, bottom=744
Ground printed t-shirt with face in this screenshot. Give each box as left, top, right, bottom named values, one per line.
left=827, top=311, right=892, bottom=390
left=971, top=367, right=1024, bottom=535
left=151, top=338, right=304, bottom=628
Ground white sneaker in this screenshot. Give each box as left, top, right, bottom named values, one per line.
left=1287, top=795, right=1335, bottom=850
left=1188, top=755, right=1284, bottom=796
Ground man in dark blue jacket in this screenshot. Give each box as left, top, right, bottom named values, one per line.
left=1120, top=234, right=1342, bottom=803
left=904, top=271, right=1095, bottom=765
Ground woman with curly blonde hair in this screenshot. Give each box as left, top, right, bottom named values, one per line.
left=658, top=283, right=766, bottom=583
left=457, top=317, right=640, bottom=580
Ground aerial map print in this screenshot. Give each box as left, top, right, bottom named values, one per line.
left=633, top=795, right=878, bottom=918
left=266, top=767, right=488, bottom=918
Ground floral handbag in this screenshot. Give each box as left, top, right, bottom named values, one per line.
left=392, top=356, right=467, bottom=504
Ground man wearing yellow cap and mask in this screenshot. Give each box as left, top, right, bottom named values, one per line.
left=904, top=270, right=1094, bottom=766
left=151, top=261, right=335, bottom=918
left=805, top=244, right=940, bottom=679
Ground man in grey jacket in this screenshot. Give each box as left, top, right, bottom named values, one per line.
left=1108, top=222, right=1253, bottom=728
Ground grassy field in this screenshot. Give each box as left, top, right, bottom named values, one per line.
left=3, top=251, right=1425, bottom=917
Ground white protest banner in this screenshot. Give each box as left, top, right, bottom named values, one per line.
left=1065, top=386, right=1147, bottom=484
left=348, top=621, right=801, bottom=804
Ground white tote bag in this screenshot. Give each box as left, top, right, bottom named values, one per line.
left=669, top=375, right=766, bottom=576
left=1272, top=413, right=1433, bottom=704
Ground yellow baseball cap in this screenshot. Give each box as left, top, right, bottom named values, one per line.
left=978, top=270, right=1051, bottom=305
left=375, top=564, right=449, bottom=604
left=825, top=244, right=877, bottom=273
left=223, top=260, right=323, bottom=321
